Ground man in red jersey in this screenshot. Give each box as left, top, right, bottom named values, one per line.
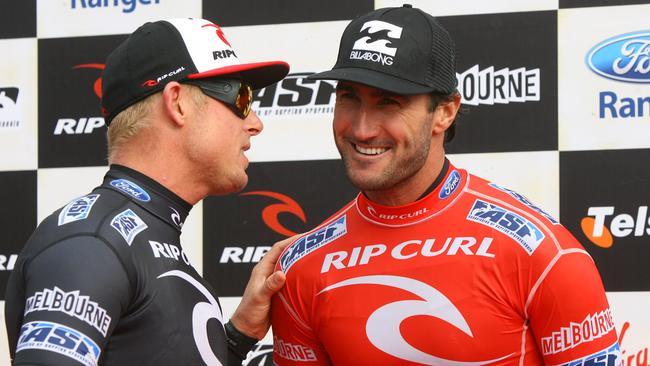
left=271, top=4, right=621, bottom=366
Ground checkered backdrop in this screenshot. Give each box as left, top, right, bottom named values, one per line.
left=1, top=0, right=649, bottom=364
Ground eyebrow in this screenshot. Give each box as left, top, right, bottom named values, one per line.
left=336, top=83, right=406, bottom=99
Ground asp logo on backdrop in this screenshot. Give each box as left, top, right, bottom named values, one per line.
left=586, top=30, right=650, bottom=119
left=203, top=160, right=357, bottom=296
left=253, top=72, right=336, bottom=119
left=0, top=87, right=22, bottom=130
left=38, top=35, right=125, bottom=168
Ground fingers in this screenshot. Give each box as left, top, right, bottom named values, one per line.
left=264, top=270, right=287, bottom=296
left=256, top=234, right=300, bottom=272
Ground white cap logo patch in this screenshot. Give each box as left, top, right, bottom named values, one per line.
left=352, top=20, right=403, bottom=57
left=167, top=18, right=239, bottom=74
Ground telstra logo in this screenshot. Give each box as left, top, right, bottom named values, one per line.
left=581, top=206, right=649, bottom=247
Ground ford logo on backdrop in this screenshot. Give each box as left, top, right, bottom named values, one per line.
left=587, top=31, right=650, bottom=83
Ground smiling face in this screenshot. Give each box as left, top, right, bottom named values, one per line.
left=333, top=82, right=439, bottom=197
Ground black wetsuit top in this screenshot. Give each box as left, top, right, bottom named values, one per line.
left=5, top=165, right=247, bottom=366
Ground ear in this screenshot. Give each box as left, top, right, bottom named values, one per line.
left=432, top=93, right=461, bottom=135
left=161, top=82, right=189, bottom=127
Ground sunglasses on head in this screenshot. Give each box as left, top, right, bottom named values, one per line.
left=184, top=78, right=253, bottom=119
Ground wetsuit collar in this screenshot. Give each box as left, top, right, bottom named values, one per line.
left=100, top=165, right=192, bottom=232
left=355, top=158, right=466, bottom=226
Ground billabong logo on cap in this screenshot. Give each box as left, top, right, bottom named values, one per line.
left=350, top=20, right=403, bottom=66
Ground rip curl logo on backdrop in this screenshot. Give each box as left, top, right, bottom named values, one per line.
left=240, top=191, right=307, bottom=237
left=350, top=20, right=403, bottom=65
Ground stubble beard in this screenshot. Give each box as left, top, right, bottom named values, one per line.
left=338, top=131, right=432, bottom=193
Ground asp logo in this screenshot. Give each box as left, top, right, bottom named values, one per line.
left=253, top=72, right=335, bottom=119
left=58, top=194, right=100, bottom=226
left=280, top=216, right=347, bottom=272
left=111, top=209, right=148, bottom=246
left=17, top=321, right=100, bottom=366
left=240, top=191, right=306, bottom=236
left=559, top=342, right=621, bottom=366
left=350, top=20, right=403, bottom=65
left=467, top=199, right=545, bottom=255
left=457, top=65, right=540, bottom=106
left=0, top=87, right=21, bottom=130
left=581, top=206, right=649, bottom=248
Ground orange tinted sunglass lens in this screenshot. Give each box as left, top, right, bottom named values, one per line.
left=236, top=84, right=252, bottom=118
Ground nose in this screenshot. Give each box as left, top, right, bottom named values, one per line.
left=349, top=107, right=379, bottom=142
left=244, top=111, right=264, bottom=136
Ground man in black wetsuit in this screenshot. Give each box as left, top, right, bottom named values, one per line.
left=4, top=18, right=290, bottom=366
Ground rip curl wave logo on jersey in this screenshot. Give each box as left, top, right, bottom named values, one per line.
left=456, top=65, right=540, bottom=106
left=0, top=87, right=21, bottom=130
left=58, top=194, right=100, bottom=226
left=350, top=20, right=403, bottom=65
left=157, top=270, right=224, bottom=366
left=318, top=275, right=512, bottom=365
left=467, top=199, right=544, bottom=255
left=587, top=31, right=650, bottom=83
left=559, top=342, right=621, bottom=366
left=489, top=183, right=559, bottom=225
left=24, top=287, right=112, bottom=337
left=17, top=321, right=101, bottom=366
left=111, top=209, right=148, bottom=246
left=240, top=191, right=307, bottom=237
left=170, top=207, right=183, bottom=229
left=280, top=216, right=347, bottom=272
left=109, top=179, right=151, bottom=202
left=581, top=206, right=649, bottom=248
left=439, top=170, right=461, bottom=199
left=541, top=309, right=615, bottom=355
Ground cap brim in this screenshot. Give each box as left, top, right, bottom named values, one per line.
left=308, top=67, right=434, bottom=95
left=189, top=61, right=289, bottom=90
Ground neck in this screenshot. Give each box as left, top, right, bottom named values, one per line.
left=110, top=136, right=209, bottom=206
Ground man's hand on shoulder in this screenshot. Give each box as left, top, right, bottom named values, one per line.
left=230, top=235, right=297, bottom=339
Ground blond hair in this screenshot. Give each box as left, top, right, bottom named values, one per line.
left=106, top=84, right=207, bottom=162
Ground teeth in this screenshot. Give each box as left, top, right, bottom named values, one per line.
left=355, top=144, right=388, bottom=155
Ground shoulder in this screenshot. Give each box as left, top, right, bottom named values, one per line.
left=22, top=189, right=149, bottom=270
left=278, top=199, right=357, bottom=275
left=462, top=172, right=582, bottom=255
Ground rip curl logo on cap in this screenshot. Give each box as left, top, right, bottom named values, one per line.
left=202, top=23, right=232, bottom=47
